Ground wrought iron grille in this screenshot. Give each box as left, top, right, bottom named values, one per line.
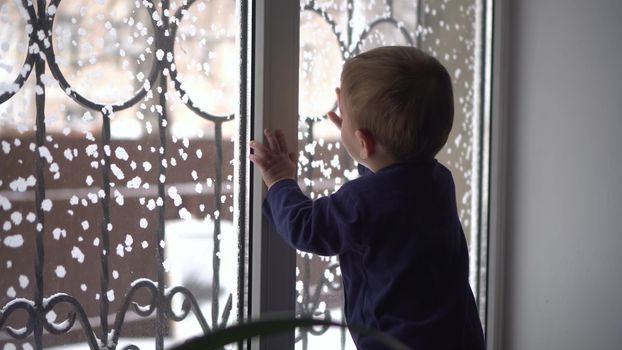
left=0, top=0, right=248, bottom=349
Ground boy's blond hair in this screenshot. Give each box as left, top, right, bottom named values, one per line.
left=340, top=46, right=454, bottom=162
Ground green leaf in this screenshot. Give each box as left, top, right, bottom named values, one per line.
left=172, top=317, right=410, bottom=350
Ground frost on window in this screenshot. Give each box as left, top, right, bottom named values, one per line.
left=297, top=0, right=487, bottom=348
left=1, top=1, right=243, bottom=349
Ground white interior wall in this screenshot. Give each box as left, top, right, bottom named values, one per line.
left=501, top=0, right=622, bottom=349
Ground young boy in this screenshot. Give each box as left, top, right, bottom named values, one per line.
left=249, top=46, right=485, bottom=349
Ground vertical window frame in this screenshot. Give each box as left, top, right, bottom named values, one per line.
left=250, top=0, right=300, bottom=349
left=484, top=0, right=509, bottom=348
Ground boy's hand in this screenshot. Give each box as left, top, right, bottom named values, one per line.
left=327, top=111, right=342, bottom=130
left=329, top=87, right=343, bottom=130
left=249, top=128, right=297, bottom=189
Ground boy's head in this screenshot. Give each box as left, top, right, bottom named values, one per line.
left=339, top=46, right=454, bottom=163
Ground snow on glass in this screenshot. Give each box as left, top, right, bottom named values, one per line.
left=1, top=0, right=241, bottom=346
left=296, top=0, right=483, bottom=348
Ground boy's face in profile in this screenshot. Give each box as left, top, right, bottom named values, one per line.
left=335, top=87, right=362, bottom=163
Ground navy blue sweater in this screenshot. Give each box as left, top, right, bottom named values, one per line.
left=263, top=160, right=485, bottom=349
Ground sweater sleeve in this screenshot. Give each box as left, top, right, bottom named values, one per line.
left=262, top=179, right=362, bottom=256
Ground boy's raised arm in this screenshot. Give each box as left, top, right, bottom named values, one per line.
left=263, top=180, right=361, bottom=256
left=250, top=126, right=361, bottom=256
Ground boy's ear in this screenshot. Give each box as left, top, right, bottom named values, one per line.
left=355, top=129, right=375, bottom=160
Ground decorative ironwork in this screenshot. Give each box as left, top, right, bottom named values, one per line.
left=0, top=0, right=247, bottom=349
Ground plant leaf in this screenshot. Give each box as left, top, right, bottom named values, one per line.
left=172, top=317, right=410, bottom=350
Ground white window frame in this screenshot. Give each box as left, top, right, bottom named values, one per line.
left=485, top=0, right=509, bottom=349
left=250, top=1, right=300, bottom=349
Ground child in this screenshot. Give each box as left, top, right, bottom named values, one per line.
left=249, top=46, right=485, bottom=349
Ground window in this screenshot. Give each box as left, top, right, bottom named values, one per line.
left=1, top=0, right=491, bottom=349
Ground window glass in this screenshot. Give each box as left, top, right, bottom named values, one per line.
left=297, top=0, right=487, bottom=348
left=0, top=1, right=244, bottom=348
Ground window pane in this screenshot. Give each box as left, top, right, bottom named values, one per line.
left=0, top=1, right=246, bottom=349
left=297, top=0, right=487, bottom=348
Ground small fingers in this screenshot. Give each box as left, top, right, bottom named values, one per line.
left=249, top=140, right=271, bottom=159
left=327, top=111, right=342, bottom=129
left=274, top=129, right=288, bottom=153
left=263, top=128, right=280, bottom=153
left=288, top=151, right=297, bottom=163
left=249, top=154, right=268, bottom=169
